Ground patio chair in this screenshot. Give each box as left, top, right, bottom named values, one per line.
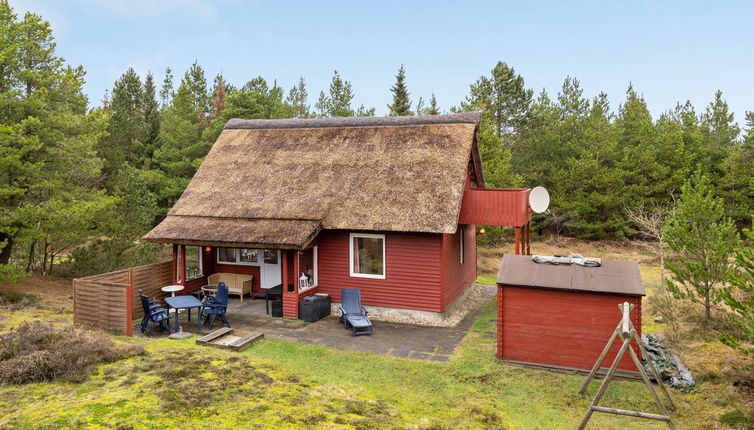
left=200, top=282, right=231, bottom=330
left=339, top=289, right=373, bottom=336
left=139, top=293, right=171, bottom=336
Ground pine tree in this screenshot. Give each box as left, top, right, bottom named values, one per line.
left=142, top=72, right=160, bottom=167
left=427, top=93, right=439, bottom=115
left=720, top=111, right=754, bottom=225
left=701, top=90, right=739, bottom=177
left=153, top=63, right=211, bottom=209
left=98, top=67, right=144, bottom=181
left=199, top=76, right=292, bottom=161
left=286, top=76, right=310, bottom=118
left=720, top=227, right=754, bottom=357
left=315, top=71, right=355, bottom=117
left=0, top=2, right=111, bottom=266
left=209, top=73, right=227, bottom=120
left=388, top=64, right=412, bottom=116
left=461, top=61, right=533, bottom=139
left=664, top=170, right=739, bottom=321
left=160, top=66, right=174, bottom=108
left=615, top=85, right=665, bottom=205
left=356, top=104, right=376, bottom=117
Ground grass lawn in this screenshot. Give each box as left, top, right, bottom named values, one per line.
left=0, top=239, right=751, bottom=429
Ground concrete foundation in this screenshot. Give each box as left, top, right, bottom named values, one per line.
left=329, top=283, right=490, bottom=327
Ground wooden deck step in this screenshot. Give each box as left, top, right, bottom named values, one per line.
left=196, top=327, right=233, bottom=343
left=228, top=333, right=264, bottom=351
left=196, top=328, right=263, bottom=351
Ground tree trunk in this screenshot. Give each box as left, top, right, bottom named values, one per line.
left=48, top=252, right=55, bottom=276
left=0, top=233, right=14, bottom=265
left=704, top=290, right=711, bottom=321
left=659, top=253, right=664, bottom=287
left=26, top=240, right=36, bottom=272
left=41, top=240, right=49, bottom=276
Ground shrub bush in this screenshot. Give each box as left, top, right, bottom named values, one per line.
left=55, top=239, right=160, bottom=278
left=0, top=291, right=39, bottom=311
left=0, top=321, right=144, bottom=384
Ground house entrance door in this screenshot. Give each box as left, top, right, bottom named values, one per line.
left=261, top=249, right=281, bottom=288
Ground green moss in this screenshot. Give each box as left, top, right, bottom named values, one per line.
left=0, top=275, right=749, bottom=429
left=475, top=273, right=497, bottom=285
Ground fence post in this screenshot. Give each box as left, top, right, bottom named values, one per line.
left=126, top=268, right=134, bottom=336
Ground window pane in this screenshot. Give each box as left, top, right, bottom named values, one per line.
left=353, top=237, right=383, bottom=276
left=239, top=248, right=258, bottom=263
left=263, top=249, right=278, bottom=264
left=218, top=248, right=236, bottom=263
left=186, top=246, right=202, bottom=280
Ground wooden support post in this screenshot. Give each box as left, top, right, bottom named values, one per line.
left=179, top=245, right=186, bottom=287
left=514, top=226, right=521, bottom=254
left=172, top=244, right=178, bottom=283
left=126, top=268, right=134, bottom=336
left=578, top=302, right=676, bottom=430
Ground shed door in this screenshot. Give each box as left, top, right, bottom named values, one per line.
left=261, top=249, right=281, bottom=288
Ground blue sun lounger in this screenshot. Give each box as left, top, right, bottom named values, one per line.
left=339, top=289, right=373, bottom=336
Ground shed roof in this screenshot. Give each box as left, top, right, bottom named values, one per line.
left=496, top=254, right=645, bottom=296
left=144, top=113, right=483, bottom=248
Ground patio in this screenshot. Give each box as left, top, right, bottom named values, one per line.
left=136, top=286, right=496, bottom=362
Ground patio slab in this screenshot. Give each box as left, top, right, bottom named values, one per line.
left=136, top=286, right=495, bottom=362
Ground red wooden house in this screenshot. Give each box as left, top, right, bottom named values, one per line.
left=144, top=113, right=532, bottom=321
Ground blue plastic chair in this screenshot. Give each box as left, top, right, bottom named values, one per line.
left=339, top=289, right=373, bottom=336
left=140, top=293, right=171, bottom=336
left=201, top=282, right=231, bottom=330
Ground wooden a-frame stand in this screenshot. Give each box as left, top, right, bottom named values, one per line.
left=577, top=302, right=677, bottom=429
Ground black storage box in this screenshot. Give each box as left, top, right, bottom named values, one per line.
left=317, top=294, right=332, bottom=318
left=299, top=294, right=331, bottom=322
left=270, top=299, right=283, bottom=318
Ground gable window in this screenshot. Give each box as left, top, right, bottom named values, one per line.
left=185, top=246, right=203, bottom=280
left=349, top=233, right=385, bottom=279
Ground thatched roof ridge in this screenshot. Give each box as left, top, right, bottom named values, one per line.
left=225, top=112, right=482, bottom=131
left=144, top=113, right=484, bottom=248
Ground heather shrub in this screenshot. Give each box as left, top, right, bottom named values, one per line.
left=0, top=321, right=144, bottom=384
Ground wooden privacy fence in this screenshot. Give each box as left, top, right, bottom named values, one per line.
left=72, top=260, right=173, bottom=336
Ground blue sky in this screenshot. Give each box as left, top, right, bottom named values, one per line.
left=11, top=0, right=754, bottom=121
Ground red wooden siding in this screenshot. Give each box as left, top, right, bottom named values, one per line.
left=316, top=230, right=444, bottom=312
left=458, top=188, right=531, bottom=227
left=440, top=225, right=477, bottom=309
left=498, top=285, right=642, bottom=372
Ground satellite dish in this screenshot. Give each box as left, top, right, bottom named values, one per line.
left=529, top=186, right=550, bottom=213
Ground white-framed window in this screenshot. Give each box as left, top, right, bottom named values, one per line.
left=298, top=246, right=318, bottom=292
left=349, top=233, right=385, bottom=279
left=217, top=248, right=261, bottom=266
left=185, top=246, right=203, bottom=281
left=459, top=227, right=465, bottom=265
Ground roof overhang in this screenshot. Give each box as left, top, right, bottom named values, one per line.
left=143, top=216, right=321, bottom=250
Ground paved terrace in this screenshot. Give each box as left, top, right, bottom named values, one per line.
left=138, top=286, right=495, bottom=362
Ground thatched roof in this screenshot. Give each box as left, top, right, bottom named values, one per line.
left=144, top=113, right=483, bottom=249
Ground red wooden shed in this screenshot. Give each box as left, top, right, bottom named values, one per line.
left=496, top=254, right=644, bottom=373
